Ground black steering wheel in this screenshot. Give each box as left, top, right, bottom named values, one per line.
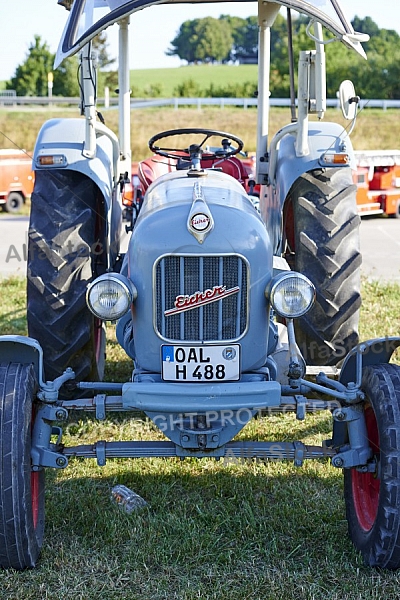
left=148, top=128, right=244, bottom=165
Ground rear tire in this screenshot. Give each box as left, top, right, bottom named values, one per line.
left=0, top=363, right=45, bottom=570
left=5, top=192, right=23, bottom=213
left=344, top=364, right=400, bottom=569
left=285, top=168, right=361, bottom=365
left=27, top=170, right=106, bottom=386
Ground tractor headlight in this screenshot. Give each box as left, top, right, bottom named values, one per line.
left=86, top=273, right=136, bottom=321
left=268, top=272, right=315, bottom=318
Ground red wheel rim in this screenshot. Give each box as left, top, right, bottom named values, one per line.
left=284, top=200, right=295, bottom=252
left=30, top=405, right=40, bottom=531
left=94, top=317, right=103, bottom=364
left=31, top=471, right=40, bottom=530
left=351, top=405, right=380, bottom=531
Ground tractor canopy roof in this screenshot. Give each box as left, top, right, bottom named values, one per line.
left=55, top=0, right=368, bottom=67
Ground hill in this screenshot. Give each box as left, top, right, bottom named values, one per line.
left=129, top=64, right=257, bottom=97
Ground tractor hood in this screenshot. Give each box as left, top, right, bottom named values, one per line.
left=55, top=0, right=368, bottom=67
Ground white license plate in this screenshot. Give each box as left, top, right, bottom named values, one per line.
left=161, top=344, right=240, bottom=382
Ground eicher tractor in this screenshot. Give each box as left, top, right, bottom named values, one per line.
left=1, top=0, right=400, bottom=571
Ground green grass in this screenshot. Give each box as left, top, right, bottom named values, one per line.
left=129, top=64, right=258, bottom=97
left=0, top=277, right=400, bottom=598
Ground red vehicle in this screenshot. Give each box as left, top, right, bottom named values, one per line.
left=353, top=150, right=400, bottom=217
left=0, top=149, right=34, bottom=213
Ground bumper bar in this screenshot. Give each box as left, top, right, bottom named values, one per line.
left=62, top=440, right=335, bottom=466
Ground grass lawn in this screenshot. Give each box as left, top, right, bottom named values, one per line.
left=129, top=64, right=258, bottom=97
left=0, top=277, right=399, bottom=598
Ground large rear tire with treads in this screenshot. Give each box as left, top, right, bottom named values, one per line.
left=285, top=168, right=361, bottom=365
left=27, top=169, right=106, bottom=386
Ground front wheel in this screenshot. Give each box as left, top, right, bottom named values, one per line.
left=5, top=192, right=24, bottom=213
left=344, top=364, right=400, bottom=569
left=0, top=363, right=45, bottom=569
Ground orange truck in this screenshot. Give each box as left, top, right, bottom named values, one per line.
left=353, top=150, right=400, bottom=218
left=0, top=149, right=34, bottom=213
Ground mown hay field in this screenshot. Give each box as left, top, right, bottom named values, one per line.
left=0, top=105, right=399, bottom=161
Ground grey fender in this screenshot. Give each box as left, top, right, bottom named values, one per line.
left=332, top=337, right=400, bottom=449
left=261, top=121, right=356, bottom=253
left=339, top=337, right=400, bottom=386
left=0, top=335, right=45, bottom=387
left=33, top=118, right=116, bottom=205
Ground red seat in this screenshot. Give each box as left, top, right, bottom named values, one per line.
left=200, top=156, right=249, bottom=186
left=137, top=154, right=249, bottom=192
left=138, top=155, right=178, bottom=191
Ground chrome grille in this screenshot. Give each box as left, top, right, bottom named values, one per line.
left=155, top=255, right=248, bottom=342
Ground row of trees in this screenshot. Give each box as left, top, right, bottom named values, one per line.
left=6, top=15, right=400, bottom=99
left=168, top=14, right=400, bottom=99
left=167, top=15, right=258, bottom=64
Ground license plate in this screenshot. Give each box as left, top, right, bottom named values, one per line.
left=161, top=344, right=240, bottom=382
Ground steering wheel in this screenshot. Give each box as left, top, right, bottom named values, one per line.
left=148, top=128, right=244, bottom=165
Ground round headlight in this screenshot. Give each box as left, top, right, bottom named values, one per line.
left=269, top=273, right=315, bottom=318
left=86, top=274, right=136, bottom=321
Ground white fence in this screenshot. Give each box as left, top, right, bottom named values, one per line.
left=1, top=93, right=400, bottom=110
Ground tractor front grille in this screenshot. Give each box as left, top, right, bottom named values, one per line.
left=155, top=254, right=248, bottom=342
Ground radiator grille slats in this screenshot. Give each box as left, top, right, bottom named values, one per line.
left=155, top=255, right=248, bottom=342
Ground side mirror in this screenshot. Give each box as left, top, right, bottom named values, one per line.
left=339, top=80, right=359, bottom=120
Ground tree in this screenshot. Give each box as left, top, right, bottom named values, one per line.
left=53, top=56, right=80, bottom=97
left=7, top=35, right=79, bottom=97
left=167, top=17, right=232, bottom=64
left=167, top=19, right=200, bottom=63
left=194, top=17, right=233, bottom=63
left=92, top=32, right=117, bottom=96
left=220, top=15, right=258, bottom=60
left=352, top=16, right=381, bottom=39
left=8, top=36, right=53, bottom=96
left=92, top=32, right=115, bottom=69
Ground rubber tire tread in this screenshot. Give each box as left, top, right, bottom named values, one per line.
left=27, top=169, right=105, bottom=383
left=289, top=168, right=361, bottom=365
left=5, top=192, right=23, bottom=214
left=0, top=363, right=45, bottom=570
left=344, top=364, right=400, bottom=569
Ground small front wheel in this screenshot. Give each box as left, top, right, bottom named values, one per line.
left=4, top=192, right=24, bottom=213
left=344, top=364, right=400, bottom=569
left=0, top=363, right=45, bottom=569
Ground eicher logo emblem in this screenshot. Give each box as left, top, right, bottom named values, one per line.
left=191, top=213, right=211, bottom=232
left=165, top=285, right=240, bottom=316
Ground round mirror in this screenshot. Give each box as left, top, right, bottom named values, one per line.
left=339, top=80, right=359, bottom=120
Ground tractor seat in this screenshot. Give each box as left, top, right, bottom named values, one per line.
left=138, top=155, right=178, bottom=191
left=137, top=154, right=249, bottom=192
left=201, top=156, right=249, bottom=187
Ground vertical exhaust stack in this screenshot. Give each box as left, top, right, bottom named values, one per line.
left=255, top=0, right=280, bottom=185
left=118, top=17, right=131, bottom=176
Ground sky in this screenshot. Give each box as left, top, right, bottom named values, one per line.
left=1, top=1, right=400, bottom=82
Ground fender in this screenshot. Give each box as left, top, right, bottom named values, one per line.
left=0, top=335, right=45, bottom=387
left=33, top=118, right=117, bottom=202
left=340, top=337, right=400, bottom=386
left=331, top=337, right=400, bottom=448
left=260, top=121, right=356, bottom=253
